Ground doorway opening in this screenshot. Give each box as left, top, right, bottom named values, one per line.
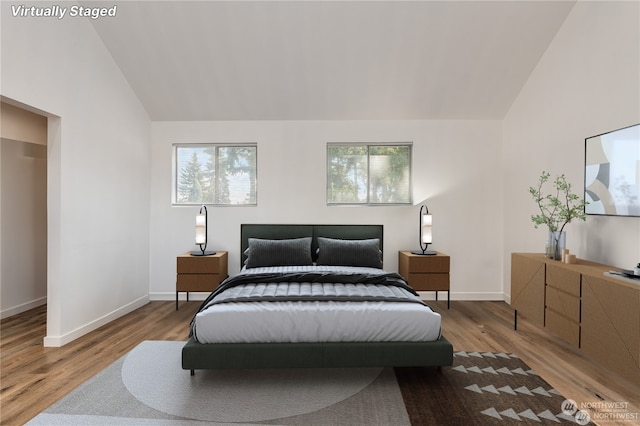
left=1, top=100, right=49, bottom=320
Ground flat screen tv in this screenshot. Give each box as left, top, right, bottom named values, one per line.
left=584, top=123, right=640, bottom=217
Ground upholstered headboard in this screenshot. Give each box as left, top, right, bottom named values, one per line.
left=240, top=224, right=383, bottom=267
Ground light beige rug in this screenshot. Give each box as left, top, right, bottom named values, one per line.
left=27, top=340, right=410, bottom=425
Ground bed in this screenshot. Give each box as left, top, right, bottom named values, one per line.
left=182, top=224, right=453, bottom=374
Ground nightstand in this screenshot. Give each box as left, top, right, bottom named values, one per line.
left=176, top=251, right=228, bottom=310
left=398, top=250, right=450, bottom=309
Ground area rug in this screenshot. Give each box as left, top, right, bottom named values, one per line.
left=396, top=351, right=579, bottom=425
left=26, top=341, right=410, bottom=425
left=26, top=343, right=578, bottom=425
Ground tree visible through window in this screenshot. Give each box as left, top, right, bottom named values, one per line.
left=174, top=144, right=257, bottom=205
left=327, top=143, right=412, bottom=205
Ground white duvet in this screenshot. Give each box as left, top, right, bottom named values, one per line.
left=192, top=265, right=442, bottom=344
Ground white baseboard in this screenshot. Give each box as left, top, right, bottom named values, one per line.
left=43, top=295, right=150, bottom=347
left=149, top=292, right=211, bottom=301
left=0, top=297, right=47, bottom=319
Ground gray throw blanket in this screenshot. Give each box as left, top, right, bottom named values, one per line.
left=189, top=271, right=426, bottom=337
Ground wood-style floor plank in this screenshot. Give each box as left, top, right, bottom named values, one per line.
left=2, top=300, right=639, bottom=425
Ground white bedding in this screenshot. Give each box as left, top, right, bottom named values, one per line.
left=193, top=265, right=442, bottom=344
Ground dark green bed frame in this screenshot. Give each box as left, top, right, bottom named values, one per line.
left=182, top=224, right=454, bottom=374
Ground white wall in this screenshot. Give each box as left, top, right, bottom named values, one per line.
left=503, top=0, right=640, bottom=298
left=4, top=0, right=636, bottom=345
left=150, top=120, right=505, bottom=302
left=1, top=7, right=152, bottom=345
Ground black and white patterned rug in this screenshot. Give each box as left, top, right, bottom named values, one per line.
left=396, top=350, right=587, bottom=424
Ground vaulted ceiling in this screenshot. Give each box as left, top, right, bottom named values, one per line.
left=86, top=1, right=576, bottom=121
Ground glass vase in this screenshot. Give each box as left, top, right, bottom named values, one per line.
left=547, top=231, right=566, bottom=260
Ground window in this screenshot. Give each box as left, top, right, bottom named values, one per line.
left=173, top=144, right=257, bottom=205
left=327, top=143, right=412, bottom=205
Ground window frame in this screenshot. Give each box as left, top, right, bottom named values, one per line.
left=172, top=143, right=257, bottom=206
left=326, top=142, right=413, bottom=206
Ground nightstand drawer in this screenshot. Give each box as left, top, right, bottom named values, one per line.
left=177, top=254, right=225, bottom=274
left=404, top=256, right=449, bottom=273
left=176, top=274, right=222, bottom=292
left=406, top=273, right=450, bottom=291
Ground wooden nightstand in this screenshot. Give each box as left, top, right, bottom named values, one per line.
left=398, top=251, right=450, bottom=309
left=176, top=251, right=228, bottom=310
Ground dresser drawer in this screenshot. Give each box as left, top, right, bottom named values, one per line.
left=545, top=307, right=580, bottom=347
left=545, top=285, right=580, bottom=322
left=546, top=263, right=581, bottom=296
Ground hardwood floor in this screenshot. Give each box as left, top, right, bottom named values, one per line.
left=2, top=300, right=639, bottom=425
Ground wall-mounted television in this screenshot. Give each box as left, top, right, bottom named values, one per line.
left=585, top=123, right=640, bottom=217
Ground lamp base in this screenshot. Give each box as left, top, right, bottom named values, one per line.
left=411, top=250, right=437, bottom=255
left=190, top=251, right=216, bottom=256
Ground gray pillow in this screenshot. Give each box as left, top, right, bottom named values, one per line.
left=245, top=237, right=313, bottom=268
left=316, top=237, right=383, bottom=268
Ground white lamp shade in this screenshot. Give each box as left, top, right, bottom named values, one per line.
left=421, top=214, right=432, bottom=244
left=195, top=214, right=206, bottom=244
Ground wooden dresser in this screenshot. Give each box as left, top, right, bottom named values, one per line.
left=511, top=253, right=640, bottom=385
